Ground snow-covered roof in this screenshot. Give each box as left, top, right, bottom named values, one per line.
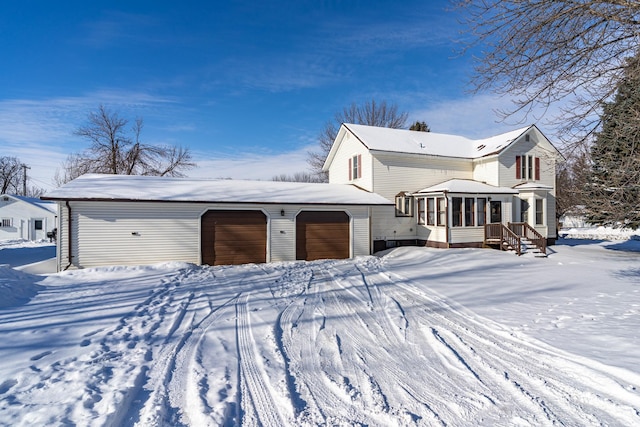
left=42, top=174, right=392, bottom=206
left=415, top=179, right=518, bottom=195
left=2, top=194, right=58, bottom=214
left=341, top=123, right=532, bottom=158
left=513, top=182, right=554, bottom=191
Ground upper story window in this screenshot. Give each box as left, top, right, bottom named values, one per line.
left=515, top=155, right=540, bottom=181
left=348, top=154, right=362, bottom=180
left=395, top=192, right=413, bottom=217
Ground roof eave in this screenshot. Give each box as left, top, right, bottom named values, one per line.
left=40, top=196, right=392, bottom=206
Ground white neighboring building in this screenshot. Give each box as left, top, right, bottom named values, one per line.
left=0, top=194, right=58, bottom=241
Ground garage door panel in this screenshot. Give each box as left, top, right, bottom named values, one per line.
left=296, top=211, right=350, bottom=261
left=201, top=210, right=266, bottom=266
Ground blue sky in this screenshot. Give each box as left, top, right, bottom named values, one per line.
left=1, top=0, right=535, bottom=191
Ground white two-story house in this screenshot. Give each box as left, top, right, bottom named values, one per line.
left=323, top=123, right=562, bottom=255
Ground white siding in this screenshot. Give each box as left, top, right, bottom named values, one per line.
left=496, top=134, right=558, bottom=240
left=269, top=208, right=294, bottom=262
left=0, top=197, right=56, bottom=241
left=327, top=132, right=374, bottom=192
left=515, top=192, right=554, bottom=239
left=472, top=157, right=500, bottom=186
left=72, top=202, right=200, bottom=268
left=370, top=206, right=415, bottom=242
left=57, top=201, right=373, bottom=269
left=498, top=147, right=556, bottom=190
left=57, top=202, right=68, bottom=271
left=349, top=206, right=370, bottom=256
left=450, top=227, right=484, bottom=244
left=416, top=225, right=447, bottom=243
left=372, top=153, right=472, bottom=200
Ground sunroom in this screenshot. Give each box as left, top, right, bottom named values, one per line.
left=412, top=179, right=518, bottom=249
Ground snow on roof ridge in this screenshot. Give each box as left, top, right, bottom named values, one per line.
left=3, top=194, right=58, bottom=214
left=342, top=123, right=532, bottom=158
left=416, top=178, right=518, bottom=194
left=43, top=174, right=392, bottom=205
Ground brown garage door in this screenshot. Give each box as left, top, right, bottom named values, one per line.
left=201, top=210, right=267, bottom=265
left=296, top=211, right=350, bottom=261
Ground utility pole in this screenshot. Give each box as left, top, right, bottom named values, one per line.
left=21, top=164, right=30, bottom=196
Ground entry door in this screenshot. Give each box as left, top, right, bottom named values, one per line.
left=490, top=201, right=502, bottom=223
left=31, top=218, right=45, bottom=240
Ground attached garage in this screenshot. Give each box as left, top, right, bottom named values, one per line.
left=201, top=210, right=267, bottom=265
left=296, top=211, right=350, bottom=261
left=42, top=174, right=392, bottom=271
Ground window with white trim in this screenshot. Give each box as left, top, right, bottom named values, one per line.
left=1, top=218, right=12, bottom=228
left=395, top=192, right=413, bottom=217
left=520, top=198, right=530, bottom=222
left=453, top=197, right=477, bottom=227
left=464, top=198, right=475, bottom=226
left=535, top=199, right=544, bottom=225
left=515, top=155, right=540, bottom=180
left=477, top=198, right=486, bottom=226
left=348, top=154, right=362, bottom=180
left=452, top=197, right=463, bottom=227
left=437, top=197, right=446, bottom=226
left=417, top=198, right=426, bottom=224
left=427, top=198, right=435, bottom=225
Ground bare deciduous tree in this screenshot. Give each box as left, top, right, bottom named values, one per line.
left=556, top=151, right=590, bottom=220
left=308, top=99, right=408, bottom=180
left=455, top=0, right=640, bottom=148
left=56, top=105, right=195, bottom=185
left=0, top=156, right=23, bottom=194
left=0, top=157, right=43, bottom=196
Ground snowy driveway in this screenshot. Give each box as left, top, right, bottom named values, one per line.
left=0, top=244, right=639, bottom=426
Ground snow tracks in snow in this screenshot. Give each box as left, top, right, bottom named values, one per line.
left=1, top=257, right=639, bottom=426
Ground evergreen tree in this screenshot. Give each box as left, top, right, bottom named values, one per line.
left=584, top=54, right=640, bottom=228
left=409, top=121, right=430, bottom=132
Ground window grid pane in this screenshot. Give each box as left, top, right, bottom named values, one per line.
left=427, top=198, right=435, bottom=225
left=464, top=198, right=474, bottom=227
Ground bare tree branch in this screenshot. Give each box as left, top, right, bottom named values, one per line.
left=58, top=106, right=196, bottom=184
left=454, top=0, right=640, bottom=148
left=308, top=99, right=409, bottom=180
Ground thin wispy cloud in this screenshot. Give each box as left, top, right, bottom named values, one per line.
left=0, top=91, right=185, bottom=190
left=410, top=93, right=564, bottom=141
left=80, top=11, right=164, bottom=48
left=188, top=144, right=314, bottom=181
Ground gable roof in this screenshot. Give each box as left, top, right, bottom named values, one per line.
left=1, top=194, right=58, bottom=214
left=41, top=174, right=392, bottom=206
left=323, top=123, right=560, bottom=170
left=415, top=179, right=518, bottom=195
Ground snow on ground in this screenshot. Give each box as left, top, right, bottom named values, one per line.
left=0, top=234, right=639, bottom=426
left=0, top=239, right=56, bottom=268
